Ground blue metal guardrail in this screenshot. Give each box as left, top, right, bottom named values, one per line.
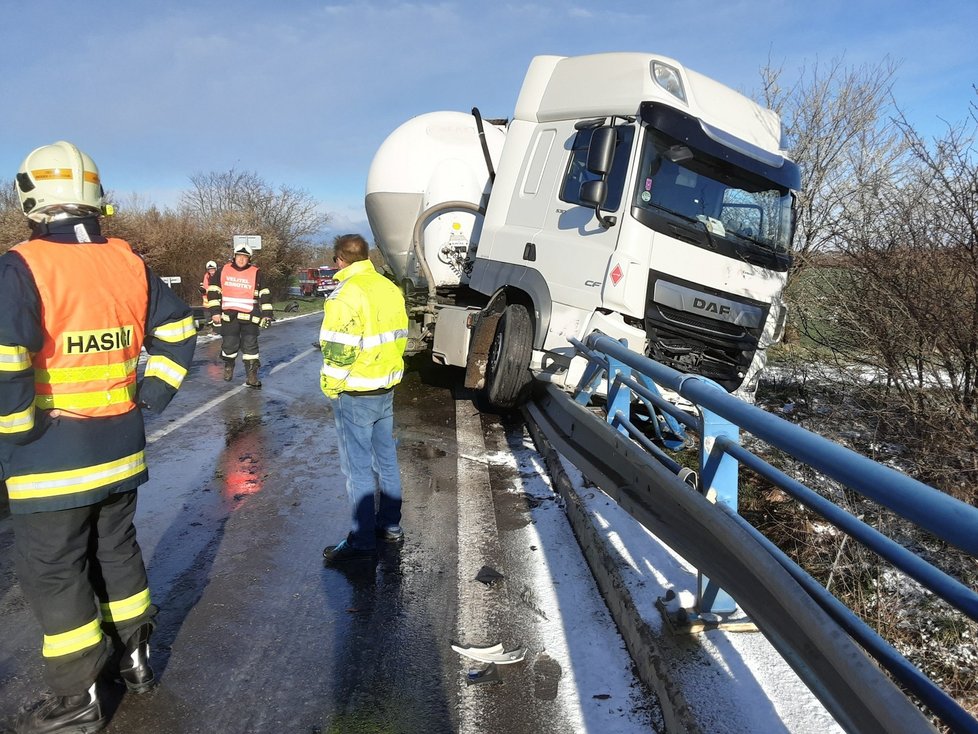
left=568, top=332, right=978, bottom=734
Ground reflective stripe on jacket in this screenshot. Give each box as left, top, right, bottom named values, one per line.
left=14, top=238, right=147, bottom=419
left=319, top=259, right=408, bottom=398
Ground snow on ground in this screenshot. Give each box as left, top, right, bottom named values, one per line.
left=488, top=421, right=845, bottom=733
left=483, top=439, right=660, bottom=731
left=455, top=403, right=661, bottom=733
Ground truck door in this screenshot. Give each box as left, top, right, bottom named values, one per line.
left=532, top=121, right=635, bottom=351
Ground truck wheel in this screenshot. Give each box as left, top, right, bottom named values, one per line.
left=484, top=303, right=533, bottom=409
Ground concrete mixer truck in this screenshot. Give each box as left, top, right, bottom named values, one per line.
left=365, top=53, right=799, bottom=408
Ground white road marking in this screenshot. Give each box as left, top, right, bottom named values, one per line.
left=455, top=399, right=502, bottom=734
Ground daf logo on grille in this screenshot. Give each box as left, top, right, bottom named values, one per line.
left=653, top=281, right=764, bottom=329
left=692, top=297, right=731, bottom=317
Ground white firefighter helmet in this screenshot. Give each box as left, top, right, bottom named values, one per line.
left=206, top=260, right=218, bottom=269
left=233, top=242, right=253, bottom=257
left=16, top=141, right=105, bottom=223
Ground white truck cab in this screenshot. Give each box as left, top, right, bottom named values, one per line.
left=366, top=53, right=799, bottom=407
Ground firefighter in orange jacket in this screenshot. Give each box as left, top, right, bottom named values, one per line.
left=200, top=259, right=218, bottom=306
left=208, top=242, right=272, bottom=388
left=0, top=141, right=196, bottom=733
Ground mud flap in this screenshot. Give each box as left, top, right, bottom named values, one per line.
left=463, top=311, right=502, bottom=389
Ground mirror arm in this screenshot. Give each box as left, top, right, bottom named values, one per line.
left=596, top=209, right=617, bottom=229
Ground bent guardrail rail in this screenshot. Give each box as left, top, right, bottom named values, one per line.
left=539, top=331, right=978, bottom=733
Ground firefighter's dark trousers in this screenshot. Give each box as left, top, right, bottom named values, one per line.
left=11, top=490, right=156, bottom=694
left=221, top=317, right=260, bottom=365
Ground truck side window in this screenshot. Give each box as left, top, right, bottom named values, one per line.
left=559, top=125, right=635, bottom=211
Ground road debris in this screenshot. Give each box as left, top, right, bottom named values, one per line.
left=451, top=642, right=527, bottom=664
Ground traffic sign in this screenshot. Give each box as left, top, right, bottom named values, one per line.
left=233, top=234, right=262, bottom=251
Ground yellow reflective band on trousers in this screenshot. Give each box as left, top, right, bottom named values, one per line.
left=144, top=355, right=187, bottom=389
left=34, top=383, right=137, bottom=412
left=6, top=450, right=147, bottom=501
left=43, top=618, right=102, bottom=658
left=100, top=587, right=151, bottom=623
left=0, top=344, right=30, bottom=372
left=0, top=404, right=35, bottom=434
left=152, top=315, right=196, bottom=343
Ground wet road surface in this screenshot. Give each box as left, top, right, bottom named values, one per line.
left=0, top=313, right=659, bottom=733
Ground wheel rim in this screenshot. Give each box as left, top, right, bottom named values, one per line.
left=488, top=330, right=503, bottom=375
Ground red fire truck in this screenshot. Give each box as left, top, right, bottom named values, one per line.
left=295, top=268, right=319, bottom=296
left=294, top=266, right=340, bottom=297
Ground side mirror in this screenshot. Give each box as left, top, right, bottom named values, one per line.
left=580, top=180, right=607, bottom=208
left=580, top=180, right=617, bottom=230
left=586, top=126, right=617, bottom=175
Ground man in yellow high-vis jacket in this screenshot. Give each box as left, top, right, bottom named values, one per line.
left=320, top=234, right=409, bottom=565
left=0, top=141, right=196, bottom=733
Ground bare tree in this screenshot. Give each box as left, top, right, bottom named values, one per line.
left=180, top=169, right=330, bottom=294
left=752, top=69, right=978, bottom=724
left=824, top=92, right=978, bottom=459
left=760, top=55, right=904, bottom=270
left=0, top=179, right=29, bottom=253
left=102, top=201, right=224, bottom=306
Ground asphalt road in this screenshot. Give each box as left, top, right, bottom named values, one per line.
left=0, top=312, right=658, bottom=733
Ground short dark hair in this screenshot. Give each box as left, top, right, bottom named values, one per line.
left=333, top=234, right=369, bottom=264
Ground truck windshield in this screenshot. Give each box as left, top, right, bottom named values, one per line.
left=632, top=129, right=794, bottom=262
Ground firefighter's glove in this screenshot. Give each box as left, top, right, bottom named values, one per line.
left=260, top=317, right=271, bottom=329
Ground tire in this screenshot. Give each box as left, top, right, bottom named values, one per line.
left=484, top=303, right=533, bottom=409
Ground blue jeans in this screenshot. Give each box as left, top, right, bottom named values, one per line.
left=330, top=391, right=402, bottom=550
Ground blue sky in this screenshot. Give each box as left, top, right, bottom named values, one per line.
left=2, top=1, right=975, bottom=241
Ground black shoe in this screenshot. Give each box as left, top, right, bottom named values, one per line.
left=12, top=683, right=105, bottom=734
left=375, top=525, right=404, bottom=543
left=322, top=538, right=376, bottom=565
left=223, top=362, right=234, bottom=381
left=118, top=623, right=155, bottom=694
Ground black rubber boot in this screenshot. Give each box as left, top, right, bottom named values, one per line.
left=118, top=623, right=155, bottom=694
left=12, top=683, right=105, bottom=734
left=223, top=361, right=234, bottom=382
left=244, top=361, right=261, bottom=389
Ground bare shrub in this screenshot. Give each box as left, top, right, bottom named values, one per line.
left=102, top=201, right=225, bottom=306
left=759, top=55, right=904, bottom=272
left=803, top=94, right=978, bottom=499
left=0, top=179, right=29, bottom=252
left=180, top=169, right=330, bottom=296
left=753, top=61, right=978, bottom=727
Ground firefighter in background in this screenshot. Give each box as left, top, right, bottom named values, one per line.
left=0, top=141, right=196, bottom=733
left=200, top=259, right=218, bottom=327
left=208, top=242, right=272, bottom=388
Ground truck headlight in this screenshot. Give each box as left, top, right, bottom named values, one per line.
left=652, top=62, right=687, bottom=104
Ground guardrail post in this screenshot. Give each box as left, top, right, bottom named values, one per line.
left=695, top=379, right=740, bottom=615
left=606, top=356, right=631, bottom=436
left=574, top=352, right=605, bottom=406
